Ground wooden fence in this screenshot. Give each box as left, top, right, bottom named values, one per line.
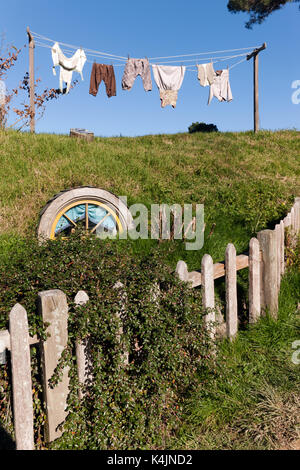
left=0, top=198, right=299, bottom=450
left=177, top=197, right=300, bottom=338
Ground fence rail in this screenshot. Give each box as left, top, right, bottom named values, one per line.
left=0, top=197, right=299, bottom=449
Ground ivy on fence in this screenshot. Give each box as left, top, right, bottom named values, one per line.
left=0, top=234, right=212, bottom=449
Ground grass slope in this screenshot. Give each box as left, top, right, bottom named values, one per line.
left=0, top=129, right=299, bottom=450
left=0, top=129, right=299, bottom=269
left=170, top=265, right=300, bottom=450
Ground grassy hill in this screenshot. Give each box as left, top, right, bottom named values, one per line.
left=0, top=129, right=299, bottom=450
left=0, top=129, right=299, bottom=268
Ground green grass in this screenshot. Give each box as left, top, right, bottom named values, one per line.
left=169, top=266, right=300, bottom=450
left=0, top=129, right=299, bottom=269
left=0, top=129, right=299, bottom=450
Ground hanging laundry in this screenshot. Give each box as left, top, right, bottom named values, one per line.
left=121, top=58, right=152, bottom=92
left=51, top=42, right=86, bottom=94
left=152, top=65, right=186, bottom=108
left=208, top=69, right=233, bottom=105
left=89, top=63, right=116, bottom=98
left=197, top=63, right=216, bottom=87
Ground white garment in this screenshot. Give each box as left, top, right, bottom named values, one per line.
left=152, top=65, right=186, bottom=108
left=208, top=69, right=233, bottom=105
left=51, top=42, right=86, bottom=93
left=197, top=63, right=216, bottom=87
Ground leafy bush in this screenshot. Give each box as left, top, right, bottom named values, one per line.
left=188, top=122, right=219, bottom=133
left=0, top=234, right=212, bottom=449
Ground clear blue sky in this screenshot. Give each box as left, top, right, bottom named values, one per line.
left=1, top=0, right=299, bottom=136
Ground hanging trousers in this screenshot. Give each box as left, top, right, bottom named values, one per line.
left=89, top=63, right=116, bottom=98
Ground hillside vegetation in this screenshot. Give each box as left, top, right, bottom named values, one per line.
left=0, top=129, right=299, bottom=450
left=0, top=129, right=299, bottom=268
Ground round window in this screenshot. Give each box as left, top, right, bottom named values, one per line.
left=37, top=187, right=133, bottom=240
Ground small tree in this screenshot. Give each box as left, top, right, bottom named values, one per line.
left=0, top=42, right=77, bottom=131
left=188, top=122, right=219, bottom=133
left=227, top=0, right=299, bottom=28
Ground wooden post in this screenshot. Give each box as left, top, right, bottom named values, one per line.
left=249, top=238, right=261, bottom=323
left=275, top=224, right=282, bottom=291
left=26, top=27, right=35, bottom=133
left=253, top=53, right=259, bottom=133
left=225, top=244, right=238, bottom=340
left=9, top=304, right=34, bottom=450
left=74, top=291, right=92, bottom=400
left=175, top=260, right=189, bottom=282
left=113, top=281, right=129, bottom=366
left=201, top=254, right=215, bottom=340
left=280, top=220, right=285, bottom=276
left=38, top=289, right=69, bottom=442
left=247, top=43, right=266, bottom=133
left=284, top=212, right=291, bottom=229
left=257, top=229, right=278, bottom=318
left=0, top=80, right=6, bottom=129
left=290, top=207, right=295, bottom=236
left=295, top=198, right=300, bottom=233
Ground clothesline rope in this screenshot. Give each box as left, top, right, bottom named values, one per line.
left=34, top=40, right=251, bottom=68
left=31, top=30, right=260, bottom=64
left=228, top=57, right=248, bottom=70
left=31, top=31, right=127, bottom=60
left=153, top=52, right=250, bottom=65
left=149, top=46, right=260, bottom=60
left=34, top=41, right=126, bottom=63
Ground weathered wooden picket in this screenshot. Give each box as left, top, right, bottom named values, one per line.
left=0, top=197, right=299, bottom=450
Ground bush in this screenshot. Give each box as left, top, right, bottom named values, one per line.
left=188, top=122, right=219, bottom=133
left=0, top=234, right=212, bottom=449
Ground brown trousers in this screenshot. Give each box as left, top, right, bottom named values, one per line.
left=89, top=63, right=116, bottom=98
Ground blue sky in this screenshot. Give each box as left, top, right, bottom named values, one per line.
left=1, top=0, right=299, bottom=136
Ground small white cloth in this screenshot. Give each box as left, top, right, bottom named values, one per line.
left=152, top=64, right=186, bottom=108
left=197, top=63, right=216, bottom=87
left=51, top=42, right=86, bottom=93
left=208, top=69, right=233, bottom=105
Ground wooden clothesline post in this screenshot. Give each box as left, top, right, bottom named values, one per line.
left=26, top=27, right=35, bottom=133
left=247, top=43, right=267, bottom=133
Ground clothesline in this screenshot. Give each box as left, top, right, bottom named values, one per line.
left=186, top=56, right=248, bottom=72
left=34, top=39, right=251, bottom=69
left=30, top=29, right=254, bottom=109
left=25, top=30, right=267, bottom=133
left=31, top=30, right=259, bottom=65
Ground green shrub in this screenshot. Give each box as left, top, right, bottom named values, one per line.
left=0, top=234, right=212, bottom=449
left=188, top=122, right=219, bottom=133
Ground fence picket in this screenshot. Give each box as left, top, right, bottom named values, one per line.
left=249, top=238, right=261, bottom=323
left=201, top=254, right=215, bottom=340
left=257, top=230, right=278, bottom=318
left=113, top=282, right=129, bottom=366
left=9, top=304, right=34, bottom=450
left=225, top=244, right=238, bottom=340
left=275, top=224, right=281, bottom=291
left=75, top=290, right=92, bottom=400
left=38, top=289, right=69, bottom=442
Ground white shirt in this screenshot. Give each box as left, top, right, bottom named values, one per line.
left=51, top=42, right=86, bottom=93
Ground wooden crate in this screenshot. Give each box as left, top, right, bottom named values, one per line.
left=70, top=128, right=94, bottom=142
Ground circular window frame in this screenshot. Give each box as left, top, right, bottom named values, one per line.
left=37, top=187, right=133, bottom=241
